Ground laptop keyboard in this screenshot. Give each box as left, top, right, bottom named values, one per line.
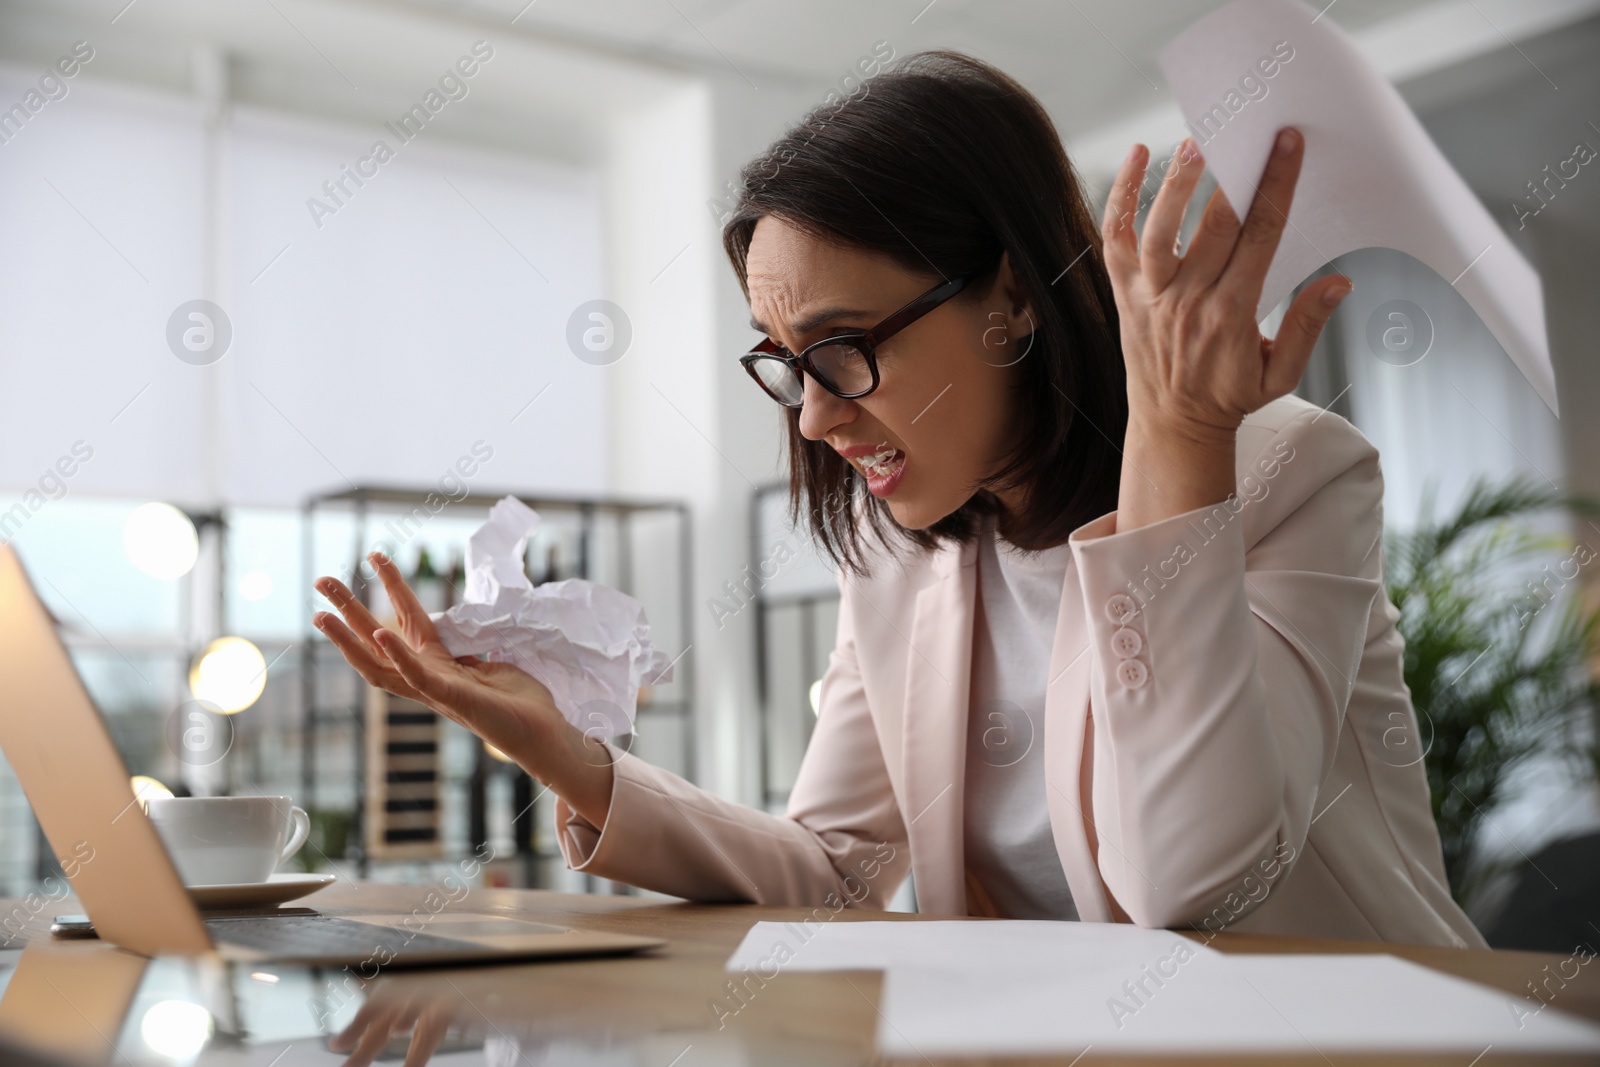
left=205, top=914, right=479, bottom=958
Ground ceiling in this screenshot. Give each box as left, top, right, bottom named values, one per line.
left=390, top=0, right=1596, bottom=139
left=1, top=0, right=1594, bottom=171
left=400, top=0, right=1444, bottom=95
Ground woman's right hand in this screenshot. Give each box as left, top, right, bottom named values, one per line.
left=312, top=552, right=616, bottom=824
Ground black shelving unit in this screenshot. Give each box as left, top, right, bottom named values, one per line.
left=299, top=485, right=694, bottom=882
left=750, top=483, right=840, bottom=811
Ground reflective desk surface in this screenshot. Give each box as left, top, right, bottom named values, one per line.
left=0, top=882, right=1595, bottom=1066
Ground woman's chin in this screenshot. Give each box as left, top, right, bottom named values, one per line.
left=884, top=494, right=953, bottom=532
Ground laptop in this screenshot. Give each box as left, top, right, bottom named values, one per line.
left=0, top=543, right=664, bottom=966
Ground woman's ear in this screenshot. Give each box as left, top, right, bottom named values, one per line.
left=994, top=249, right=1031, bottom=321
left=980, top=250, right=1036, bottom=365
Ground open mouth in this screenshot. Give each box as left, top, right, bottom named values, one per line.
left=854, top=445, right=904, bottom=480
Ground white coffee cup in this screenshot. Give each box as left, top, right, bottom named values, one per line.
left=146, top=796, right=311, bottom=886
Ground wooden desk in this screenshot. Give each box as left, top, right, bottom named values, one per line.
left=0, top=882, right=1596, bottom=1066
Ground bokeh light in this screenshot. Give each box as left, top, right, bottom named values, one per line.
left=130, top=775, right=174, bottom=809
left=188, top=637, right=267, bottom=713
left=238, top=570, right=274, bottom=601
left=139, top=1000, right=213, bottom=1061
left=123, top=503, right=199, bottom=580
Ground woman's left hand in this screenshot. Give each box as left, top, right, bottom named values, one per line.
left=1098, top=126, right=1352, bottom=530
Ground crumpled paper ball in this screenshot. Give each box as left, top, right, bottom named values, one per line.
left=429, top=496, right=673, bottom=740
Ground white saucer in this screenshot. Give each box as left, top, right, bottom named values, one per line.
left=187, top=872, right=338, bottom=910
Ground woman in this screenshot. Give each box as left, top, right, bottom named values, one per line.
left=314, top=51, right=1483, bottom=947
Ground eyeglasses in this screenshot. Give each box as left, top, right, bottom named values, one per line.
left=740, top=270, right=978, bottom=407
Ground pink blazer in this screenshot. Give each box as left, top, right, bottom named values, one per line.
left=556, top=394, right=1486, bottom=948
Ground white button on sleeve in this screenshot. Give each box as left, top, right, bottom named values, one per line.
left=1105, top=593, right=1138, bottom=625
left=1116, top=658, right=1149, bottom=689
left=1111, top=627, right=1144, bottom=658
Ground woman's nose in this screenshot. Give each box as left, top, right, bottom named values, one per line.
left=796, top=372, right=855, bottom=441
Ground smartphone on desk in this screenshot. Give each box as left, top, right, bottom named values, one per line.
left=52, top=907, right=321, bottom=939
left=50, top=915, right=96, bottom=939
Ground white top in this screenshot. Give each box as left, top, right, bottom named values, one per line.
left=963, top=514, right=1079, bottom=920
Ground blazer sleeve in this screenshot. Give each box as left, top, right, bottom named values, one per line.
left=1066, top=407, right=1385, bottom=928
left=552, top=568, right=911, bottom=908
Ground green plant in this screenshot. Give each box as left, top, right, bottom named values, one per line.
left=287, top=807, right=353, bottom=872
left=1384, top=478, right=1600, bottom=909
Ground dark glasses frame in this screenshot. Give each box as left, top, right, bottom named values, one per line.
left=740, top=270, right=979, bottom=407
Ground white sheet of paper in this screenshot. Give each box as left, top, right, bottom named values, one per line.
left=1157, top=0, right=1557, bottom=414
left=727, top=923, right=1600, bottom=1055
left=876, top=953, right=1600, bottom=1056
left=726, top=919, right=1220, bottom=975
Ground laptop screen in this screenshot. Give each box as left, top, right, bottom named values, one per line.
left=0, top=544, right=213, bottom=956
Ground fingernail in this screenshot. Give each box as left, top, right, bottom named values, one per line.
left=1276, top=128, right=1299, bottom=157
left=1322, top=279, right=1352, bottom=307
left=1124, top=142, right=1144, bottom=167
left=1179, top=137, right=1197, bottom=164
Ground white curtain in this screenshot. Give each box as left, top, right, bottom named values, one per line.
left=0, top=65, right=610, bottom=508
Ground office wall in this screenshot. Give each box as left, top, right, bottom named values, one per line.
left=600, top=67, right=822, bottom=808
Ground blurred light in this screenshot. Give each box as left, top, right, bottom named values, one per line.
left=124, top=503, right=199, bottom=580
left=139, top=999, right=213, bottom=1060
left=238, top=570, right=274, bottom=601
left=249, top=971, right=279, bottom=984
left=809, top=679, right=823, bottom=717
left=189, top=637, right=267, bottom=713
left=484, top=742, right=514, bottom=763
left=130, top=775, right=174, bottom=810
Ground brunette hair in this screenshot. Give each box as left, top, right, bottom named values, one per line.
left=721, top=49, right=1127, bottom=576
